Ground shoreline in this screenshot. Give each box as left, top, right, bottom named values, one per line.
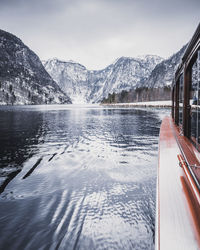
left=101, top=100, right=172, bottom=108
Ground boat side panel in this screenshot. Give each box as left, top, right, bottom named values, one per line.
left=157, top=116, right=199, bottom=250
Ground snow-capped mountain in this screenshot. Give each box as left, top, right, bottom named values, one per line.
left=0, top=29, right=71, bottom=105
left=138, top=44, right=187, bottom=89
left=44, top=55, right=163, bottom=103
left=44, top=59, right=89, bottom=104
left=98, top=55, right=163, bottom=101
left=0, top=28, right=188, bottom=105
left=102, top=44, right=188, bottom=103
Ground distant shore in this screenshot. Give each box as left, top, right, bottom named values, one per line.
left=101, top=100, right=172, bottom=108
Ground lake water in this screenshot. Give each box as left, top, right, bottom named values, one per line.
left=0, top=105, right=169, bottom=250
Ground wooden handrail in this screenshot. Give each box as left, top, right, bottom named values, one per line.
left=178, top=154, right=200, bottom=205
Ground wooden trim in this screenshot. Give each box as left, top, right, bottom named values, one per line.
left=158, top=117, right=200, bottom=248
left=178, top=154, right=200, bottom=204
left=180, top=176, right=200, bottom=247
left=172, top=122, right=200, bottom=187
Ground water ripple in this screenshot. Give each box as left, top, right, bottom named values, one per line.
left=0, top=105, right=170, bottom=249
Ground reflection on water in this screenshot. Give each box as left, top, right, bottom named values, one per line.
left=0, top=105, right=169, bottom=250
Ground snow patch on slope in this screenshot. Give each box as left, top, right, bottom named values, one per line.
left=44, top=55, right=163, bottom=104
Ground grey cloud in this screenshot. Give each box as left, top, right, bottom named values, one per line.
left=0, top=0, right=199, bottom=69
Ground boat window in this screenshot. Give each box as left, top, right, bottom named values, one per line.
left=174, top=86, right=176, bottom=120
left=179, top=74, right=184, bottom=127
left=175, top=81, right=179, bottom=125
left=190, top=51, right=200, bottom=146
left=172, top=86, right=175, bottom=119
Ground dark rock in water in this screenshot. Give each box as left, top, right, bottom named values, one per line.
left=0, top=29, right=71, bottom=105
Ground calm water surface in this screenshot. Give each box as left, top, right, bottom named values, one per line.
left=0, top=105, right=169, bottom=250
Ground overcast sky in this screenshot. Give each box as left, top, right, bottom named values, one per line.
left=0, top=0, right=199, bottom=69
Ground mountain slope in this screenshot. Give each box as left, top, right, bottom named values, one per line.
left=96, top=55, right=163, bottom=102
left=138, top=44, right=187, bottom=89
left=102, top=44, right=188, bottom=103
left=44, top=59, right=89, bottom=103
left=44, top=55, right=163, bottom=103
left=0, top=29, right=71, bottom=105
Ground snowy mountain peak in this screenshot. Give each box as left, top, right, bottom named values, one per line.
left=137, top=44, right=187, bottom=89
left=43, top=46, right=186, bottom=104
left=44, top=58, right=87, bottom=70
left=136, top=54, right=163, bottom=60
left=44, top=55, right=164, bottom=104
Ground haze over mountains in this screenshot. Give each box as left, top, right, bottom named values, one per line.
left=0, top=29, right=187, bottom=105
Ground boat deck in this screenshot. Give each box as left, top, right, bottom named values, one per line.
left=156, top=116, right=200, bottom=250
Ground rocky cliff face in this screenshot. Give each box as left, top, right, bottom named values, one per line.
left=1, top=28, right=187, bottom=105
left=138, top=44, right=187, bottom=89
left=44, top=55, right=163, bottom=103
left=43, top=59, right=89, bottom=104
left=44, top=44, right=188, bottom=104
left=93, top=55, right=163, bottom=102
left=101, top=45, right=188, bottom=104
left=0, top=29, right=71, bottom=105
